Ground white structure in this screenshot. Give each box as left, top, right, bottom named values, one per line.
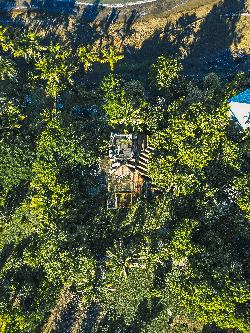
left=229, top=89, right=250, bottom=130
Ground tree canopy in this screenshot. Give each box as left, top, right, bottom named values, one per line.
left=0, top=26, right=249, bottom=333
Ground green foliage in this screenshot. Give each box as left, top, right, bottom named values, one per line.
left=0, top=27, right=110, bottom=332
left=151, top=56, right=183, bottom=90
left=102, top=74, right=149, bottom=130
left=0, top=139, right=33, bottom=206
left=78, top=44, right=100, bottom=72
left=0, top=56, right=17, bottom=81
left=0, top=313, right=27, bottom=333
left=78, top=44, right=123, bottom=72
left=0, top=26, right=40, bottom=60
left=233, top=175, right=250, bottom=221
left=148, top=99, right=241, bottom=196
left=168, top=219, right=201, bottom=264
left=169, top=279, right=250, bottom=332
left=34, top=43, right=77, bottom=99
left=100, top=241, right=156, bottom=324
left=0, top=26, right=249, bottom=333
left=100, top=45, right=124, bottom=72
left=0, top=314, right=10, bottom=333
left=0, top=99, right=26, bottom=130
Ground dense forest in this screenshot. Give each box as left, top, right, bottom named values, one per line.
left=0, top=25, right=249, bottom=333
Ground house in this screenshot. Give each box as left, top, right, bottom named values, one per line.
left=107, top=165, right=145, bottom=209
left=228, top=89, right=250, bottom=129
left=107, top=133, right=153, bottom=209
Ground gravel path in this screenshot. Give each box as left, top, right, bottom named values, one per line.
left=76, top=0, right=158, bottom=8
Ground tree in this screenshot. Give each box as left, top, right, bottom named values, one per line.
left=0, top=55, right=17, bottom=81
left=0, top=28, right=109, bottom=333
left=0, top=26, right=249, bottom=333
left=148, top=99, right=241, bottom=196
left=102, top=74, right=149, bottom=131
left=100, top=45, right=124, bottom=72
left=34, top=43, right=77, bottom=106
left=151, top=56, right=183, bottom=90
left=77, top=44, right=100, bottom=72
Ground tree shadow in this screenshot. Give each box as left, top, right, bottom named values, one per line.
left=24, top=12, right=71, bottom=40
left=0, top=0, right=139, bottom=57
left=100, top=7, right=120, bottom=33
left=95, top=312, right=127, bottom=333
left=0, top=0, right=25, bottom=28
left=65, top=2, right=140, bottom=50
left=93, top=298, right=164, bottom=333
left=25, top=0, right=76, bottom=37
left=82, top=0, right=104, bottom=23
left=96, top=7, right=120, bottom=46
left=127, top=298, right=164, bottom=333
left=69, top=0, right=105, bottom=47
left=23, top=0, right=77, bottom=15
left=202, top=324, right=232, bottom=333
left=184, top=0, right=247, bottom=76
left=116, top=12, right=198, bottom=82
left=0, top=1, right=74, bottom=39
left=1, top=0, right=107, bottom=45
left=54, top=293, right=79, bottom=333
left=120, top=0, right=249, bottom=80
left=121, top=9, right=140, bottom=43
left=1, top=0, right=249, bottom=80
left=0, top=0, right=16, bottom=10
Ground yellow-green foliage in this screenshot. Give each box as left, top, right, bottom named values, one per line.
left=78, top=44, right=123, bottom=72
left=233, top=175, right=250, bottom=221
left=148, top=100, right=239, bottom=196
left=0, top=99, right=26, bottom=130
left=168, top=219, right=201, bottom=264
left=102, top=74, right=149, bottom=130
left=34, top=43, right=76, bottom=98
left=0, top=314, right=27, bottom=333
left=100, top=46, right=124, bottom=72
left=170, top=280, right=250, bottom=332
left=151, top=55, right=183, bottom=90
left=0, top=314, right=10, bottom=333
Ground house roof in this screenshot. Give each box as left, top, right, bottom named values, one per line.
left=228, top=89, right=250, bottom=129
left=229, top=89, right=250, bottom=104
left=109, top=134, right=133, bottom=161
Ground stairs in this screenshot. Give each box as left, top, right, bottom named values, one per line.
left=134, top=145, right=155, bottom=178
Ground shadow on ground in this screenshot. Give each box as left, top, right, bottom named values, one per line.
left=120, top=0, right=249, bottom=80
left=0, top=0, right=142, bottom=48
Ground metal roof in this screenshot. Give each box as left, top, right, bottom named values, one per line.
left=229, top=89, right=250, bottom=104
